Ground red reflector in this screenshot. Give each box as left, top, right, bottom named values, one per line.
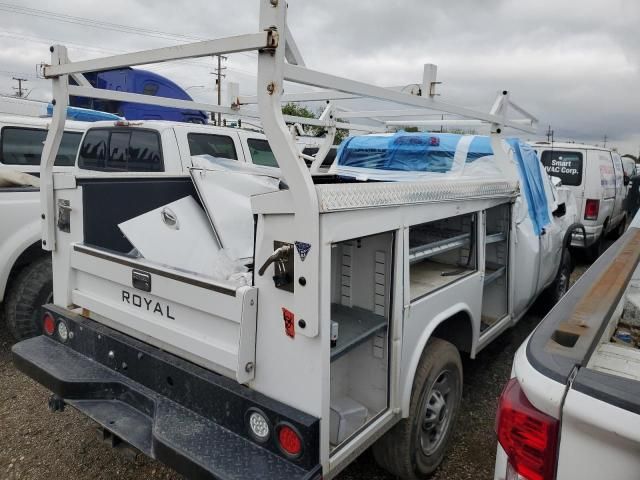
left=429, top=136, right=440, bottom=146
left=278, top=424, right=302, bottom=457
left=43, top=313, right=55, bottom=336
left=584, top=198, right=600, bottom=221
left=496, top=378, right=558, bottom=480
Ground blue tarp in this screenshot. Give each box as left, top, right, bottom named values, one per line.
left=336, top=132, right=552, bottom=235
left=46, top=104, right=122, bottom=122
left=337, top=132, right=492, bottom=172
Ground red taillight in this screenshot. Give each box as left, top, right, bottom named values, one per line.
left=584, top=199, right=600, bottom=221
left=277, top=424, right=302, bottom=457
left=496, top=378, right=559, bottom=480
left=43, top=312, right=55, bottom=336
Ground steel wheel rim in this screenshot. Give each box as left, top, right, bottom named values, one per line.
left=419, top=370, right=453, bottom=456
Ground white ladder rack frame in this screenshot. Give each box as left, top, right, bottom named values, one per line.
left=39, top=0, right=537, bottom=267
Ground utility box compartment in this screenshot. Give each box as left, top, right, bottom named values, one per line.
left=329, top=231, right=394, bottom=449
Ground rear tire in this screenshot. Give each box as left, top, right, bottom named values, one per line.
left=4, top=256, right=52, bottom=341
left=372, top=338, right=462, bottom=479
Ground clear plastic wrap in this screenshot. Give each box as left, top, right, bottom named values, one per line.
left=333, top=132, right=552, bottom=235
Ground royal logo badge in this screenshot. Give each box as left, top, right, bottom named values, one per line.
left=295, top=241, right=311, bottom=261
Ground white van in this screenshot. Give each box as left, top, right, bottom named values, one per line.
left=533, top=142, right=628, bottom=258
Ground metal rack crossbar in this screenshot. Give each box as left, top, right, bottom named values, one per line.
left=39, top=0, right=538, bottom=268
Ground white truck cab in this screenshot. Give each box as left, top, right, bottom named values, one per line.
left=11, top=3, right=579, bottom=479
left=533, top=142, right=628, bottom=258
left=75, top=120, right=282, bottom=175
left=0, top=115, right=87, bottom=339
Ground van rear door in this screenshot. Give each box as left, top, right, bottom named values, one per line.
left=540, top=149, right=585, bottom=215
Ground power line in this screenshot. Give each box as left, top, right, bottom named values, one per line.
left=0, top=2, right=256, bottom=59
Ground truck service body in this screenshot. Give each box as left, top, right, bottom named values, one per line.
left=12, top=3, right=577, bottom=478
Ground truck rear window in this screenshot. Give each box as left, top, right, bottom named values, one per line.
left=0, top=127, right=82, bottom=167
left=540, top=150, right=583, bottom=186
left=247, top=138, right=278, bottom=168
left=187, top=133, right=237, bottom=160
left=78, top=128, right=163, bottom=172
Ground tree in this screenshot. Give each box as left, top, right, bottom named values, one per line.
left=281, top=102, right=349, bottom=145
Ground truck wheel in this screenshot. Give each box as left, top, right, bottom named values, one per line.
left=540, top=249, right=571, bottom=306
left=4, top=256, right=52, bottom=341
left=372, top=338, right=462, bottom=479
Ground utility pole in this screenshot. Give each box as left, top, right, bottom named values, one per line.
left=546, top=125, right=554, bottom=143
left=12, top=77, right=28, bottom=98
left=214, top=55, right=227, bottom=126
left=603, top=134, right=607, bottom=148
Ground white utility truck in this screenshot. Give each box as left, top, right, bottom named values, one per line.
left=494, top=212, right=640, bottom=480
left=534, top=141, right=628, bottom=259
left=13, top=3, right=578, bottom=479
left=1, top=112, right=327, bottom=340
left=0, top=115, right=86, bottom=339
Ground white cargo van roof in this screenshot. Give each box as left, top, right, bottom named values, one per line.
left=531, top=141, right=612, bottom=152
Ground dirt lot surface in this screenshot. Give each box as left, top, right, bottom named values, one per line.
left=0, top=259, right=590, bottom=480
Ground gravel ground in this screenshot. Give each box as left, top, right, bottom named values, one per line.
left=0, top=258, right=591, bottom=480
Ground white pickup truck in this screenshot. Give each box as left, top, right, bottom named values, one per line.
left=11, top=3, right=581, bottom=479
left=494, top=213, right=640, bottom=480
left=0, top=115, right=86, bottom=339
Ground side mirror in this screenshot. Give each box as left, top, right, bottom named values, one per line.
left=552, top=202, right=566, bottom=218
left=624, top=175, right=630, bottom=186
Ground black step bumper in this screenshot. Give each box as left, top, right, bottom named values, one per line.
left=12, top=304, right=321, bottom=480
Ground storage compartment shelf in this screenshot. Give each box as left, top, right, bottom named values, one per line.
left=331, top=304, right=387, bottom=361
left=409, top=233, right=470, bottom=264
left=484, top=263, right=506, bottom=285
left=486, top=232, right=507, bottom=244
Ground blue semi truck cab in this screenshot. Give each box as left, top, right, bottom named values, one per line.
left=71, top=67, right=208, bottom=124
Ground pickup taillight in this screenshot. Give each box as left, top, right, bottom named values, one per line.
left=495, top=378, right=559, bottom=480
left=584, top=199, right=600, bottom=221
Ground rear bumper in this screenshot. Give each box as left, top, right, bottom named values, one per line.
left=571, top=224, right=602, bottom=247
left=12, top=304, right=321, bottom=480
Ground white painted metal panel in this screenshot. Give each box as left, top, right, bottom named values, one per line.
left=118, top=195, right=222, bottom=278
left=555, top=388, right=640, bottom=480
left=70, top=248, right=257, bottom=383
left=190, top=166, right=279, bottom=261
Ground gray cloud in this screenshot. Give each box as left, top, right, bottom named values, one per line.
left=0, top=0, right=637, bottom=154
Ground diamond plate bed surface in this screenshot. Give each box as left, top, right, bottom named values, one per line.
left=315, top=179, right=518, bottom=212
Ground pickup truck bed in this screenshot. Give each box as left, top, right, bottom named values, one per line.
left=494, top=214, right=640, bottom=480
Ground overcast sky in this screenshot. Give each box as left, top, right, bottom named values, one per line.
left=0, top=0, right=638, bottom=155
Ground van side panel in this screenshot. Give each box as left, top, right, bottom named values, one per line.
left=589, top=150, right=616, bottom=229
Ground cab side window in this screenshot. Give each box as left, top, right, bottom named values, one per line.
left=0, top=127, right=82, bottom=167
left=78, top=128, right=163, bottom=172
left=247, top=138, right=278, bottom=168
left=187, top=133, right=237, bottom=160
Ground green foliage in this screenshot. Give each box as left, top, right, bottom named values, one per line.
left=282, top=102, right=315, bottom=119
left=281, top=102, right=349, bottom=145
